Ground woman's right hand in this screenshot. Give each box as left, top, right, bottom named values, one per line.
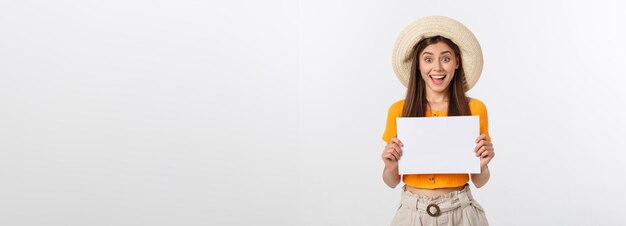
left=382, top=137, right=403, bottom=169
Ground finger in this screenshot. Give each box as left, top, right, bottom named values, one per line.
left=386, top=143, right=401, bottom=155
left=385, top=147, right=400, bottom=161
left=389, top=143, right=403, bottom=154
left=390, top=149, right=400, bottom=160
left=475, top=140, right=485, bottom=152
left=480, top=150, right=491, bottom=159
left=387, top=151, right=399, bottom=161
left=391, top=137, right=404, bottom=147
left=391, top=146, right=403, bottom=159
left=383, top=146, right=395, bottom=158
left=392, top=147, right=402, bottom=159
left=382, top=152, right=397, bottom=162
left=475, top=134, right=487, bottom=143
left=385, top=142, right=394, bottom=150
left=476, top=146, right=487, bottom=157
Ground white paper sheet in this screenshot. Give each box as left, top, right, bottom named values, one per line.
left=396, top=116, right=480, bottom=174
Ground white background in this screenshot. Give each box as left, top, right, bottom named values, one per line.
left=1, top=0, right=625, bottom=225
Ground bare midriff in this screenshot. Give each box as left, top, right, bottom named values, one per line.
left=404, top=184, right=465, bottom=197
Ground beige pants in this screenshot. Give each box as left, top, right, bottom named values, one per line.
left=390, top=184, right=488, bottom=226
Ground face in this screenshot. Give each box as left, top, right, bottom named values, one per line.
left=418, top=42, right=459, bottom=94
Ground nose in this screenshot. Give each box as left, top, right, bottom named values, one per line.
left=434, top=60, right=443, bottom=71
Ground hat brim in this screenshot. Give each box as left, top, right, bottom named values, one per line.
left=392, top=16, right=483, bottom=91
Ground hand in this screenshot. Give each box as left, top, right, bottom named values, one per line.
left=382, top=137, right=403, bottom=169
left=475, top=134, right=495, bottom=170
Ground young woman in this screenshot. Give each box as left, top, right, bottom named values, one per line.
left=381, top=16, right=495, bottom=226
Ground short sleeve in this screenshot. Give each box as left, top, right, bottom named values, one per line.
left=382, top=100, right=404, bottom=143
left=469, top=98, right=491, bottom=142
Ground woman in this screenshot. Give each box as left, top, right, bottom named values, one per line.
left=382, top=16, right=495, bottom=226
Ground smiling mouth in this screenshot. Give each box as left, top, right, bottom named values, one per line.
left=429, top=74, right=446, bottom=85
left=430, top=75, right=446, bottom=80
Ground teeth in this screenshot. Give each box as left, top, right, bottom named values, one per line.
left=431, top=75, right=445, bottom=79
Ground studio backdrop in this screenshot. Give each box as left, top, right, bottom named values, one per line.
left=1, top=0, right=625, bottom=226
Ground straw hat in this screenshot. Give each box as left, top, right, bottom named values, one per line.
left=392, top=16, right=483, bottom=91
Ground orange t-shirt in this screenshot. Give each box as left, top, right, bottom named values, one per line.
left=382, top=98, right=491, bottom=189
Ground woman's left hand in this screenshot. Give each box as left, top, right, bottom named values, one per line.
left=475, top=134, right=494, bottom=170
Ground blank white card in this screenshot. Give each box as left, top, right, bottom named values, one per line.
left=396, top=116, right=480, bottom=174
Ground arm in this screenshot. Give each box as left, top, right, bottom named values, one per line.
left=471, top=134, right=495, bottom=188
left=383, top=164, right=401, bottom=188
left=382, top=137, right=403, bottom=188
left=471, top=166, right=490, bottom=188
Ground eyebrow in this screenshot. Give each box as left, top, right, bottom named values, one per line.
left=422, top=51, right=453, bottom=55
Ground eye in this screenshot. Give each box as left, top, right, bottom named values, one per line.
left=441, top=57, right=450, bottom=62
left=424, top=58, right=432, bottom=63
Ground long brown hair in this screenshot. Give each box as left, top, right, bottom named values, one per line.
left=402, top=36, right=471, bottom=117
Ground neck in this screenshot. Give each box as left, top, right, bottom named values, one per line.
left=425, top=88, right=450, bottom=103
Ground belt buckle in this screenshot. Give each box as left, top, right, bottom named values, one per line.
left=426, top=203, right=441, bottom=217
